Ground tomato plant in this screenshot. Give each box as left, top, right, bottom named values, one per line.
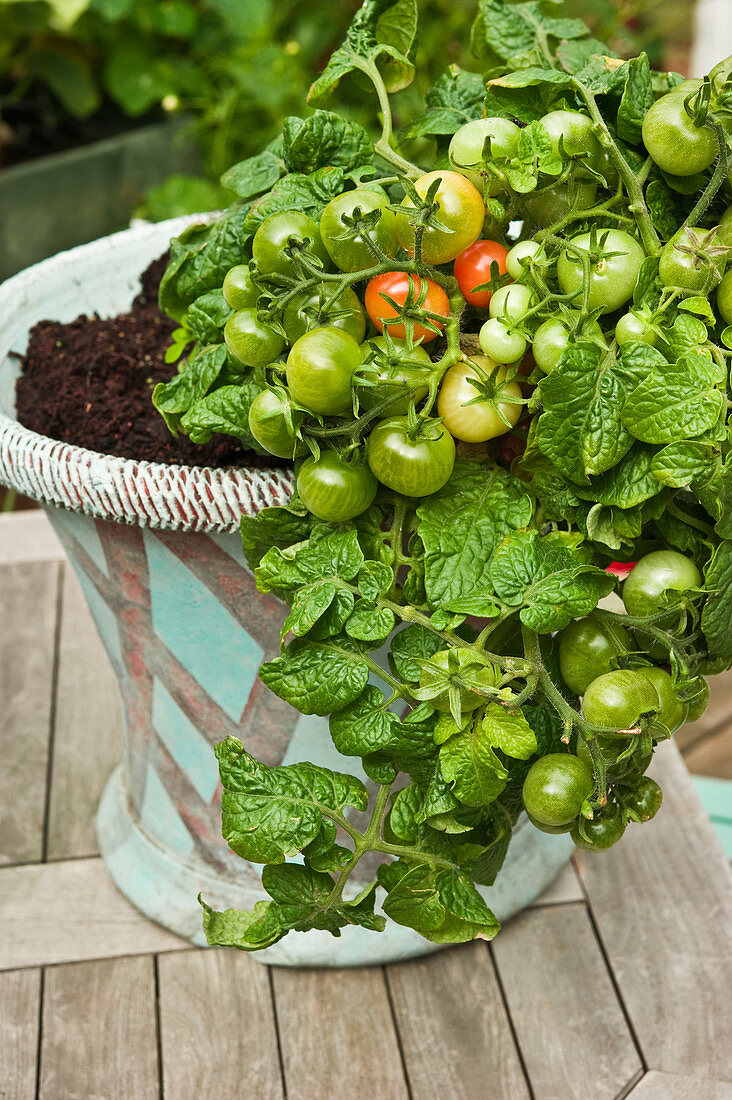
left=153, top=0, right=732, bottom=956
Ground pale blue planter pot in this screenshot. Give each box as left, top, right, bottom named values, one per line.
left=0, top=219, right=574, bottom=967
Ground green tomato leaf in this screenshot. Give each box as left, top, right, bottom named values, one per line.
left=180, top=383, right=264, bottom=450
left=257, top=529, right=364, bottom=594
left=159, top=205, right=253, bottom=321
left=259, top=637, right=370, bottom=715
left=402, top=67, right=486, bottom=139
left=489, top=529, right=613, bottom=632
left=388, top=624, right=443, bottom=682
left=308, top=0, right=417, bottom=105
left=416, top=460, right=534, bottom=614
left=344, top=600, right=395, bottom=641
left=621, top=352, right=725, bottom=444
left=380, top=863, right=500, bottom=943
left=329, top=685, right=401, bottom=756
left=221, top=150, right=286, bottom=200
left=201, top=896, right=285, bottom=951
left=480, top=704, right=537, bottom=760
left=504, top=120, right=563, bottom=192
left=240, top=506, right=315, bottom=573
left=215, top=737, right=368, bottom=863
left=245, top=167, right=348, bottom=233
left=283, top=111, right=374, bottom=174
left=471, top=0, right=588, bottom=64
left=571, top=444, right=664, bottom=508
left=616, top=53, right=654, bottom=144
left=439, top=718, right=508, bottom=807
left=536, top=342, right=636, bottom=481
left=651, top=441, right=720, bottom=488
left=262, top=865, right=385, bottom=935
left=152, top=344, right=228, bottom=435
left=184, top=290, right=233, bottom=345
left=702, top=540, right=732, bottom=656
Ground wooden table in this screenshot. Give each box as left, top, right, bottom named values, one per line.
left=1, top=511, right=731, bottom=1100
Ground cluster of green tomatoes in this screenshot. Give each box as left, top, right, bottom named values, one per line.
left=213, top=93, right=727, bottom=850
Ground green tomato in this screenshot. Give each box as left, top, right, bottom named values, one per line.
left=285, top=327, right=363, bottom=415
left=419, top=648, right=499, bottom=713
left=685, top=676, right=711, bottom=722
left=222, top=265, right=261, bottom=310
left=296, top=452, right=377, bottom=522
left=489, top=283, right=536, bottom=324
left=622, top=550, right=701, bottom=618
left=522, top=753, right=594, bottom=828
left=252, top=210, right=330, bottom=276
left=582, top=669, right=660, bottom=730
left=642, top=92, right=718, bottom=176
left=659, top=227, right=726, bottom=293
left=319, top=188, right=399, bottom=272
left=248, top=389, right=306, bottom=460
left=282, top=284, right=366, bottom=344
left=521, top=178, right=598, bottom=229
left=557, top=229, right=645, bottom=314
left=571, top=803, right=626, bottom=851
left=478, top=317, right=527, bottom=362
left=357, top=336, right=432, bottom=416
left=367, top=415, right=455, bottom=496
left=506, top=240, right=543, bottom=280
left=716, top=269, right=732, bottom=325
left=558, top=616, right=631, bottom=695
left=448, top=117, right=521, bottom=193
left=540, top=109, right=601, bottom=168
left=531, top=311, right=605, bottom=373
left=526, top=812, right=575, bottom=834
left=615, top=311, right=657, bottom=347
left=622, top=776, right=663, bottom=822
left=634, top=667, right=688, bottom=733
left=224, top=309, right=284, bottom=368
left=396, top=170, right=485, bottom=265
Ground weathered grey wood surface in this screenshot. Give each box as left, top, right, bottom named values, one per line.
left=1, top=512, right=731, bottom=1099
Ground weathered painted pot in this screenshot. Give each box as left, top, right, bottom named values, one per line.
left=0, top=219, right=574, bottom=966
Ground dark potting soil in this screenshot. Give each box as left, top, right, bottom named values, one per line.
left=15, top=255, right=277, bottom=469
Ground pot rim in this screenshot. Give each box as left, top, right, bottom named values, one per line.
left=0, top=215, right=294, bottom=533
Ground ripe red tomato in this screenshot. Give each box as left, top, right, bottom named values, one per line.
left=454, top=240, right=509, bottom=309
left=364, top=272, right=450, bottom=343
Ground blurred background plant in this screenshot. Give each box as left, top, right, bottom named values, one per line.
left=0, top=0, right=694, bottom=222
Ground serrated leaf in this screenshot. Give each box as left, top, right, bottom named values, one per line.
left=416, top=461, right=534, bottom=613
left=440, top=720, right=508, bottom=807
left=480, top=704, right=537, bottom=760
left=344, top=600, right=395, bottom=641
left=380, top=863, right=500, bottom=944
left=215, top=737, right=368, bottom=863
left=703, top=540, right=732, bottom=656
left=621, top=352, right=725, bottom=444
left=536, top=342, right=636, bottom=481
left=616, top=54, right=653, bottom=143
left=221, top=151, right=285, bottom=199
left=651, top=442, right=719, bottom=488
left=260, top=637, right=370, bottom=715
left=402, top=67, right=486, bottom=139
left=489, top=530, right=613, bottom=632
left=283, top=111, right=374, bottom=174
left=389, top=624, right=443, bottom=682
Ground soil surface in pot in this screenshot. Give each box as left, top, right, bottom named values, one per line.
left=15, top=256, right=277, bottom=469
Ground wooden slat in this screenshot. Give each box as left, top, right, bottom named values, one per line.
left=387, top=942, right=530, bottom=1100
left=675, top=668, right=732, bottom=751
left=574, top=744, right=732, bottom=1081
left=684, top=726, right=732, bottom=780
left=272, top=966, right=408, bottom=1100
left=492, top=903, right=643, bottom=1100
left=0, top=561, right=59, bottom=864
left=0, top=512, right=63, bottom=565
left=0, top=969, right=40, bottom=1100
left=158, top=949, right=283, bottom=1100
left=0, top=857, right=186, bottom=970
left=38, top=956, right=159, bottom=1100
left=46, top=567, right=124, bottom=859
left=628, top=1071, right=732, bottom=1099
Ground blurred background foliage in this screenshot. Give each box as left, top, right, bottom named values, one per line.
left=0, top=0, right=694, bottom=219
